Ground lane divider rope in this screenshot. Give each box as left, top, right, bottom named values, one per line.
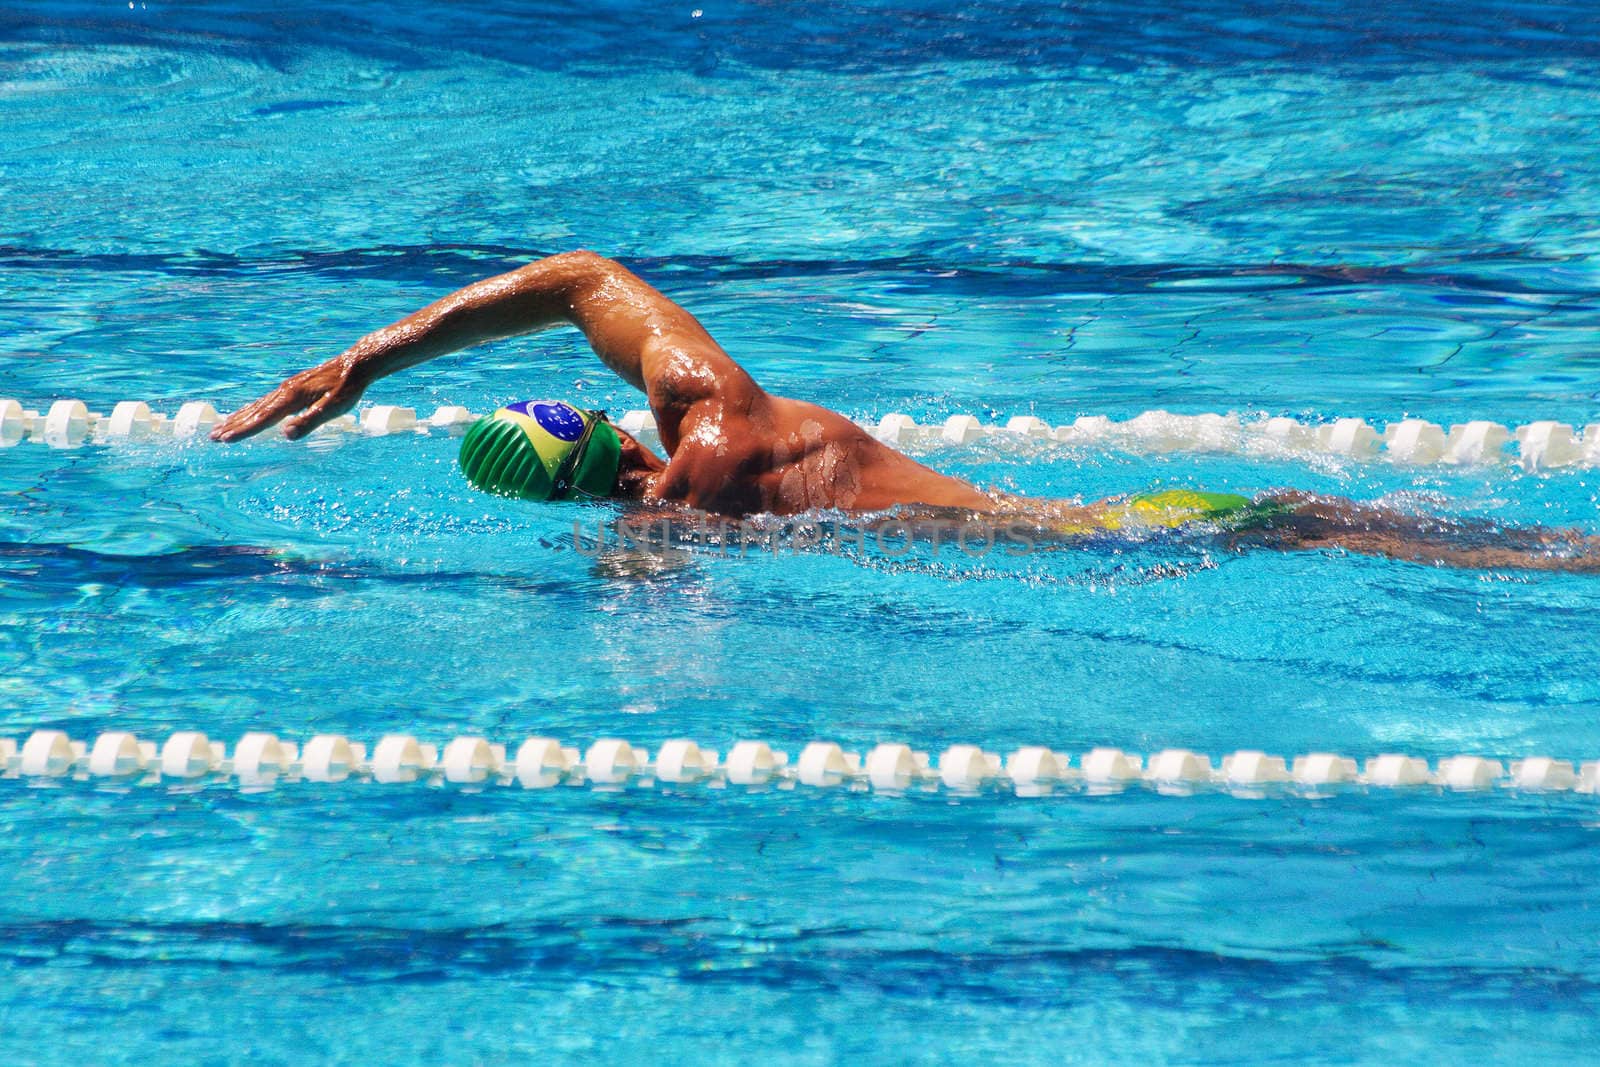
left=1, top=729, right=1594, bottom=796
left=4, top=398, right=1599, bottom=472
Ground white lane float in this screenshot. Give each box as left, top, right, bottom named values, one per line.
left=6, top=398, right=1599, bottom=474
left=0, top=728, right=1596, bottom=802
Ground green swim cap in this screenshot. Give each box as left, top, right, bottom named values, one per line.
left=457, top=400, right=622, bottom=501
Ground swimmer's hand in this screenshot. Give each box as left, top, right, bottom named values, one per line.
left=210, top=355, right=367, bottom=442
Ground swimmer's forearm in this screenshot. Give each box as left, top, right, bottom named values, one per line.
left=213, top=251, right=640, bottom=441
left=339, top=251, right=614, bottom=386
left=335, top=249, right=697, bottom=396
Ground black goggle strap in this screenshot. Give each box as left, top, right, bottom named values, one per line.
left=550, top=409, right=609, bottom=500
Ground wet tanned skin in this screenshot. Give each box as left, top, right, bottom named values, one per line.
left=213, top=251, right=1600, bottom=572
left=212, top=251, right=995, bottom=516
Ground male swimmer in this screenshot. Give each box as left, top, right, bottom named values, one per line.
left=213, top=251, right=1600, bottom=573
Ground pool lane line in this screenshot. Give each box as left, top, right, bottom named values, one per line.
left=0, top=730, right=1592, bottom=797
left=3, top=399, right=1596, bottom=472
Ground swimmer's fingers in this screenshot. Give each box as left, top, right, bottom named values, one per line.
left=211, top=362, right=362, bottom=443
left=281, top=383, right=363, bottom=440
left=210, top=387, right=302, bottom=442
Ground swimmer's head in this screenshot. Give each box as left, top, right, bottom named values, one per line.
left=458, top=400, right=624, bottom=501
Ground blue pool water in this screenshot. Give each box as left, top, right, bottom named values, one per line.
left=5, top=1, right=1600, bottom=1061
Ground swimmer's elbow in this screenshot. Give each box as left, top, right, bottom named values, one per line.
left=548, top=248, right=607, bottom=265
left=513, top=251, right=639, bottom=305
left=536, top=249, right=620, bottom=278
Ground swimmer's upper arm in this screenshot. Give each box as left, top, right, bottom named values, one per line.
left=565, top=256, right=765, bottom=404
left=637, top=333, right=768, bottom=429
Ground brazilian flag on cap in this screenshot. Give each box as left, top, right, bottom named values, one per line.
left=457, top=400, right=622, bottom=501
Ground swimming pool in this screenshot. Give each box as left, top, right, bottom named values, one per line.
left=5, top=0, right=1600, bottom=1061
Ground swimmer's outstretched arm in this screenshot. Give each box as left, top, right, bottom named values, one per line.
left=1237, top=492, right=1600, bottom=574
left=212, top=250, right=757, bottom=442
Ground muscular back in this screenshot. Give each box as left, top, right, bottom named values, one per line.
left=570, top=257, right=993, bottom=516
left=653, top=392, right=993, bottom=515
left=620, top=329, right=985, bottom=518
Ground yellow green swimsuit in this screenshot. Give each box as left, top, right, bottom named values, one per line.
left=1056, top=489, right=1287, bottom=536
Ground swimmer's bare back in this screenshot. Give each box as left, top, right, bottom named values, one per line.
left=212, top=251, right=1600, bottom=573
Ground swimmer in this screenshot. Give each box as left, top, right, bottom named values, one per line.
left=213, top=251, right=1600, bottom=573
